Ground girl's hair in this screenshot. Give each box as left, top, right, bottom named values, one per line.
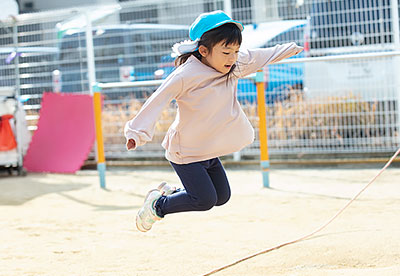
left=175, top=23, right=242, bottom=78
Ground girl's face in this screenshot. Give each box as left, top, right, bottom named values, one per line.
left=199, top=41, right=240, bottom=74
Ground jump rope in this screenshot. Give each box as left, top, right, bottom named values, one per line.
left=201, top=147, right=400, bottom=276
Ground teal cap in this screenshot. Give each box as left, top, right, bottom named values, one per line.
left=189, top=10, right=243, bottom=41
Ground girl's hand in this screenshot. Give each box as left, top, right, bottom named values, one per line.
left=296, top=45, right=304, bottom=54
left=127, top=139, right=136, bottom=150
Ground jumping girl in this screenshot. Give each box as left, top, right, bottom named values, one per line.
left=124, top=10, right=303, bottom=232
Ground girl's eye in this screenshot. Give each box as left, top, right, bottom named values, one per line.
left=223, top=52, right=229, bottom=55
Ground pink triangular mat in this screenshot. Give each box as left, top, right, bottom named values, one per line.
left=24, top=92, right=95, bottom=173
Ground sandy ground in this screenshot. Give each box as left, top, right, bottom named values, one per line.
left=0, top=164, right=399, bottom=276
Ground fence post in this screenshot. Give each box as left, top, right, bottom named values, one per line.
left=11, top=17, right=24, bottom=170
left=391, top=0, right=400, bottom=148
left=224, top=0, right=232, bottom=16
left=85, top=12, right=96, bottom=95
left=85, top=12, right=106, bottom=188
left=255, top=69, right=270, bottom=188
left=93, top=83, right=106, bottom=189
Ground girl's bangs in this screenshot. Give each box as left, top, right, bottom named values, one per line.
left=202, top=23, right=242, bottom=47
left=223, top=24, right=242, bottom=46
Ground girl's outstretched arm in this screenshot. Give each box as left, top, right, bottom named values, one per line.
left=124, top=73, right=183, bottom=150
left=234, top=42, right=303, bottom=78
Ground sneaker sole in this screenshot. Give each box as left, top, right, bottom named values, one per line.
left=135, top=189, right=159, bottom=232
left=136, top=208, right=151, bottom=232
left=136, top=214, right=150, bottom=232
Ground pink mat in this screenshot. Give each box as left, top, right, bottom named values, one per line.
left=24, top=92, right=96, bottom=173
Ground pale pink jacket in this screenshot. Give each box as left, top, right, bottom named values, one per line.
left=124, top=42, right=303, bottom=164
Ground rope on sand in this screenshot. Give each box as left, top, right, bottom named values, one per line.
left=201, top=148, right=400, bottom=276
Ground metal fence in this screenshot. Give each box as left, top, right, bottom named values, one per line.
left=1, top=0, right=399, bottom=161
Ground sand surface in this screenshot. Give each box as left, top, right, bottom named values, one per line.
left=0, top=165, right=399, bottom=276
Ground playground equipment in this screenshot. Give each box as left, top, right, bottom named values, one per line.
left=0, top=86, right=29, bottom=175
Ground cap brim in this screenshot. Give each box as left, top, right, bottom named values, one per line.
left=214, top=19, right=244, bottom=32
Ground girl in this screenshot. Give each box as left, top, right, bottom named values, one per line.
left=124, top=10, right=303, bottom=232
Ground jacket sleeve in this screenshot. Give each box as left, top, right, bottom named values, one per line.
left=234, top=42, right=303, bottom=78
left=124, top=73, right=183, bottom=150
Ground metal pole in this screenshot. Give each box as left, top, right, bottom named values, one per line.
left=391, top=0, right=400, bottom=147
left=85, top=12, right=96, bottom=95
left=93, top=83, right=106, bottom=189
left=255, top=69, right=270, bottom=188
left=12, top=21, right=20, bottom=98
left=224, top=0, right=232, bottom=17
left=85, top=12, right=106, bottom=188
left=391, top=0, right=400, bottom=48
left=12, top=18, right=23, bottom=172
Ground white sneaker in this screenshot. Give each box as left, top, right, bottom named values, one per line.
left=157, top=181, right=177, bottom=196
left=136, top=189, right=162, bottom=232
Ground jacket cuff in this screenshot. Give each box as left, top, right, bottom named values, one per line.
left=294, top=45, right=304, bottom=54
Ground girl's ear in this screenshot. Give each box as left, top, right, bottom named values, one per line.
left=198, top=45, right=209, bottom=57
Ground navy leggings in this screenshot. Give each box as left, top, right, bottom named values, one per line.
left=155, top=158, right=231, bottom=217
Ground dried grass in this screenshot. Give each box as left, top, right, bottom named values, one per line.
left=101, top=89, right=393, bottom=147
left=24, top=90, right=395, bottom=149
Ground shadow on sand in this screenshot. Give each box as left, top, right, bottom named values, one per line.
left=0, top=174, right=89, bottom=206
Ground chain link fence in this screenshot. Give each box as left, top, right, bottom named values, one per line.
left=1, top=0, right=399, bottom=162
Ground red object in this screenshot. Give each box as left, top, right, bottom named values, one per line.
left=0, top=114, right=17, bottom=151
left=23, top=92, right=96, bottom=173
left=303, top=34, right=310, bottom=56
